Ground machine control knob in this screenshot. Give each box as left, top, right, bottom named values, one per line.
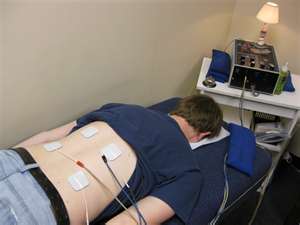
left=240, top=56, right=245, bottom=65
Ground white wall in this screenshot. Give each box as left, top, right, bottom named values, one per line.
left=1, top=0, right=299, bottom=148
left=1, top=0, right=236, bottom=147
left=0, top=1, right=3, bottom=146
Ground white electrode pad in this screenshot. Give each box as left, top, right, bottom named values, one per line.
left=101, top=143, right=122, bottom=161
left=43, top=141, right=63, bottom=152
left=68, top=171, right=89, bottom=191
left=81, top=126, right=99, bottom=138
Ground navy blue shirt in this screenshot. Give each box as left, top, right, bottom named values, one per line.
left=71, top=103, right=203, bottom=224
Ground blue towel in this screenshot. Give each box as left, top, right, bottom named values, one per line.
left=284, top=71, right=295, bottom=92
left=208, top=71, right=229, bottom=83
left=207, top=49, right=231, bottom=83
left=227, top=123, right=256, bottom=176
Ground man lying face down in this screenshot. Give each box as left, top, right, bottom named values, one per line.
left=0, top=94, right=222, bottom=225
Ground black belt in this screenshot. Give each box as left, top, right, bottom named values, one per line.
left=10, top=147, right=70, bottom=225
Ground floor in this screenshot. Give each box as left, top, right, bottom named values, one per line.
left=253, top=159, right=300, bottom=225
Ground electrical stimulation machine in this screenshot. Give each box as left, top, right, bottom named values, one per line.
left=229, top=39, right=279, bottom=95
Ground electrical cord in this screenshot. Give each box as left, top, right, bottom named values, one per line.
left=209, top=154, right=229, bottom=225
left=239, top=76, right=247, bottom=127
left=82, top=190, right=90, bottom=225
left=101, top=155, right=147, bottom=225
left=74, top=177, right=89, bottom=225
left=83, top=189, right=89, bottom=225
left=101, top=155, right=143, bottom=225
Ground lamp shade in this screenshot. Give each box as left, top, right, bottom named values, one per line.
left=256, top=2, right=279, bottom=24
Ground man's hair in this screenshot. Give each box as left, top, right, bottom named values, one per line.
left=170, top=94, right=223, bottom=138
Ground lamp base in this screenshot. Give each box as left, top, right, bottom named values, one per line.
left=257, top=38, right=265, bottom=46
left=255, top=39, right=267, bottom=48
left=256, top=24, right=268, bottom=47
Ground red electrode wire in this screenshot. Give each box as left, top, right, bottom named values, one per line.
left=76, top=160, right=85, bottom=168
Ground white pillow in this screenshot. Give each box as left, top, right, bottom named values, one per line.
left=190, top=127, right=230, bottom=150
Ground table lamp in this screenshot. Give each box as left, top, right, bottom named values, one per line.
left=256, top=2, right=279, bottom=46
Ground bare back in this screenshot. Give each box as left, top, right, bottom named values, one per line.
left=26, top=121, right=137, bottom=225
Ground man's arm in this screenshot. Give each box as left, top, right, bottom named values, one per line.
left=106, top=196, right=175, bottom=225
left=14, top=121, right=76, bottom=148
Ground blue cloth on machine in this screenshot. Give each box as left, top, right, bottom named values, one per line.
left=284, top=71, right=295, bottom=92
left=227, top=123, right=256, bottom=176
left=207, top=49, right=231, bottom=83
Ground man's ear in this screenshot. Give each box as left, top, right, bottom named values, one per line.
left=190, top=131, right=211, bottom=142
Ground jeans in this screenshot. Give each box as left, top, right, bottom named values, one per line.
left=0, top=149, right=57, bottom=225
